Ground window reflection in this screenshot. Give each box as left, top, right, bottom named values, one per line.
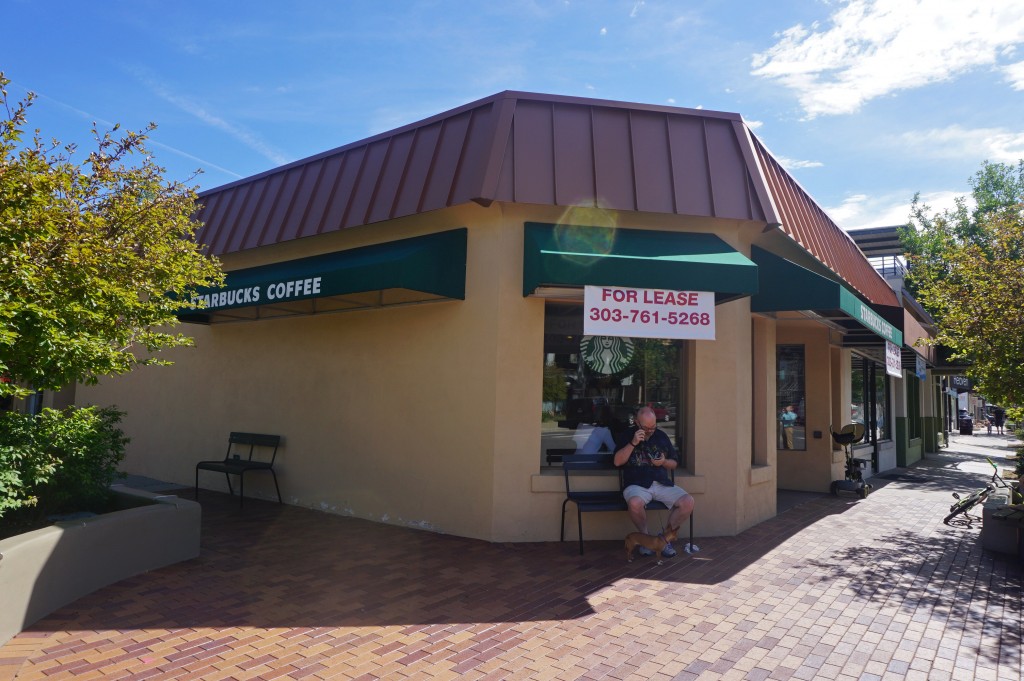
left=541, top=302, right=682, bottom=467
left=851, top=353, right=890, bottom=442
left=776, top=345, right=806, bottom=450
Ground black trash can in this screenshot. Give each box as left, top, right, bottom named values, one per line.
left=959, top=419, right=973, bottom=435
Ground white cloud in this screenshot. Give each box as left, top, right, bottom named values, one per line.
left=600, top=27, right=607, bottom=36
left=751, top=0, right=1024, bottom=118
left=630, top=1, right=644, bottom=19
left=666, top=98, right=677, bottom=104
left=1004, top=60, right=1024, bottom=89
left=776, top=155, right=823, bottom=170
left=744, top=119, right=763, bottom=130
left=827, top=190, right=963, bottom=229
left=896, top=125, right=1024, bottom=163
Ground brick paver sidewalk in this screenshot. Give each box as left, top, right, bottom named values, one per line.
left=1, top=438, right=1020, bottom=680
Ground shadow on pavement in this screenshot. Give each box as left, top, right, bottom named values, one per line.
left=21, top=445, right=1022, bottom=643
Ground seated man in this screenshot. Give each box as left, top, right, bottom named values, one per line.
left=613, top=406, right=695, bottom=558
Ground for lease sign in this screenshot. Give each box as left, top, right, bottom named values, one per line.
left=583, top=285, right=716, bottom=340
left=885, top=340, right=902, bottom=378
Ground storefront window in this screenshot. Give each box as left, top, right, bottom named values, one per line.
left=908, top=375, right=921, bottom=439
left=540, top=302, right=683, bottom=468
left=851, top=354, right=890, bottom=442
left=776, top=345, right=805, bottom=450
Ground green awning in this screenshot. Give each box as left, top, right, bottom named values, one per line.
left=523, top=222, right=758, bottom=303
left=182, top=228, right=466, bottom=323
left=750, top=247, right=902, bottom=345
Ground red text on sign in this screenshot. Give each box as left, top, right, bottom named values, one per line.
left=600, top=288, right=698, bottom=306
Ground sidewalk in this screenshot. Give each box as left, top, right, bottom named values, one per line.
left=1, top=435, right=1020, bottom=681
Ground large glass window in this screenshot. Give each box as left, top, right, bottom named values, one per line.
left=851, top=353, right=890, bottom=442
left=776, top=345, right=806, bottom=450
left=540, top=302, right=683, bottom=468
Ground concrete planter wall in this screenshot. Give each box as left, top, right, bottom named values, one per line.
left=0, top=486, right=200, bottom=646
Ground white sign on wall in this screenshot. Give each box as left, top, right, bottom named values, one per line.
left=583, top=285, right=716, bottom=340
left=885, top=340, right=902, bottom=378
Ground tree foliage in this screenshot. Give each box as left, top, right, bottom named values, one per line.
left=0, top=73, right=223, bottom=398
left=900, top=161, right=1024, bottom=406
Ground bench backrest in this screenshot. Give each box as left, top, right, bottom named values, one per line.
left=562, top=452, right=675, bottom=496
left=226, top=432, right=282, bottom=464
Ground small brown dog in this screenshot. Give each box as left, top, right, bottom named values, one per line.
left=625, top=524, right=679, bottom=564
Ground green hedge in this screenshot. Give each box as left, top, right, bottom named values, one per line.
left=0, top=406, right=127, bottom=520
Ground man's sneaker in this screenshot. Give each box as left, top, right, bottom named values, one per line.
left=636, top=546, right=655, bottom=557
left=661, top=542, right=677, bottom=558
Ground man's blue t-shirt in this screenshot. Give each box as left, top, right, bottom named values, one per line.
left=616, top=428, right=678, bottom=488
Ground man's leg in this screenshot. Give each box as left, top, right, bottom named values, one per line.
left=626, top=495, right=650, bottom=533
left=668, top=492, right=694, bottom=530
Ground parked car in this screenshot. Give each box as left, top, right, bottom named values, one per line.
left=563, top=397, right=609, bottom=427
left=611, top=403, right=638, bottom=426
left=636, top=402, right=671, bottom=422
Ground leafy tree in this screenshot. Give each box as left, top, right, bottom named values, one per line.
left=0, top=73, right=223, bottom=399
left=542, top=361, right=567, bottom=415
left=900, top=161, right=1024, bottom=406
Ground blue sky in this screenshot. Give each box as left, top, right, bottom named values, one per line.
left=4, top=0, right=1024, bottom=230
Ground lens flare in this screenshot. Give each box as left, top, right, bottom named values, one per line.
left=553, top=204, right=618, bottom=266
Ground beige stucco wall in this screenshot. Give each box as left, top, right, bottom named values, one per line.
left=78, top=203, right=783, bottom=543
left=79, top=204, right=521, bottom=541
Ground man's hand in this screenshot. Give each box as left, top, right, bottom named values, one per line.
left=631, top=429, right=646, bottom=446
left=650, top=451, right=664, bottom=466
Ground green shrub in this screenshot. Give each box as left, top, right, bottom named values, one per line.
left=0, top=406, right=128, bottom=519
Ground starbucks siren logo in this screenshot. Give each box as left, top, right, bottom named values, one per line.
left=581, top=335, right=634, bottom=375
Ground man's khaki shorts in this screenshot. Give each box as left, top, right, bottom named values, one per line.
left=623, top=481, right=689, bottom=507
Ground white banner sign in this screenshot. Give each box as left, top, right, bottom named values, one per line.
left=885, top=340, right=902, bottom=378
left=583, top=286, right=715, bottom=340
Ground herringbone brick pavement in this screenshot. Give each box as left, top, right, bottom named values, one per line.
left=1, top=436, right=1020, bottom=680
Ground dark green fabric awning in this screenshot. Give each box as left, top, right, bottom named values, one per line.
left=182, top=228, right=466, bottom=323
left=523, top=222, right=758, bottom=303
left=750, top=246, right=902, bottom=346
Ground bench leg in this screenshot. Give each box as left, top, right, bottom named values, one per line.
left=577, top=505, right=584, bottom=555
left=560, top=499, right=570, bottom=542
left=195, top=467, right=200, bottom=501
left=239, top=472, right=245, bottom=508
left=224, top=472, right=235, bottom=497
left=270, top=470, right=282, bottom=504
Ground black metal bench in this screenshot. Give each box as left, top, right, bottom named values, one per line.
left=559, top=453, right=693, bottom=555
left=195, top=432, right=282, bottom=508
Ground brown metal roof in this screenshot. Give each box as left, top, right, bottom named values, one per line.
left=195, top=91, right=777, bottom=256
left=750, top=136, right=898, bottom=307
left=195, top=90, right=896, bottom=307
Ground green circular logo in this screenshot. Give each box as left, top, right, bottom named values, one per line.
left=581, top=335, right=634, bottom=374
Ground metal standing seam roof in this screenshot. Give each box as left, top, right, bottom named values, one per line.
left=750, top=136, right=898, bottom=307
left=194, top=90, right=896, bottom=307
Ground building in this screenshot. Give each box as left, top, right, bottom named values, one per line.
left=76, top=91, right=939, bottom=542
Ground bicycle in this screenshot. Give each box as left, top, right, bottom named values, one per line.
left=943, top=457, right=1022, bottom=526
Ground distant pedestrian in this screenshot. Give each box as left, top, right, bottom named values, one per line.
left=994, top=409, right=1005, bottom=435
